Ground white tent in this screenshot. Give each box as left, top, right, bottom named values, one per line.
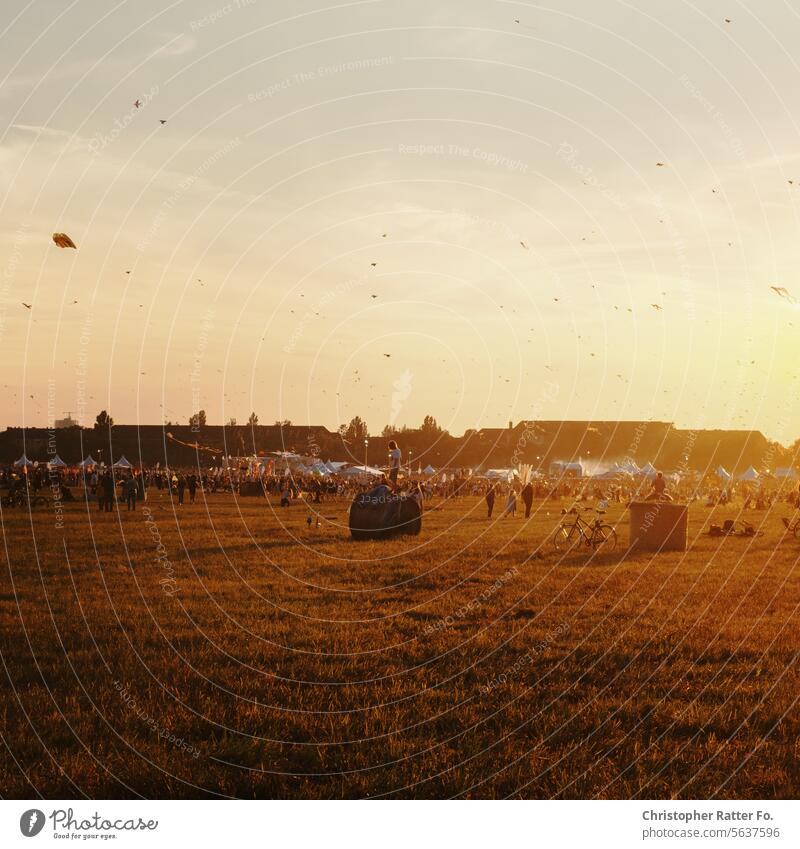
left=342, top=464, right=383, bottom=477
left=775, top=467, right=799, bottom=479
left=422, top=465, right=436, bottom=475
left=639, top=462, right=658, bottom=478
left=47, top=455, right=67, bottom=468
left=13, top=454, right=32, bottom=467
left=308, top=462, right=330, bottom=476
left=113, top=455, right=133, bottom=468
left=716, top=465, right=732, bottom=481
left=78, top=455, right=97, bottom=469
left=485, top=468, right=517, bottom=480
left=618, top=459, right=641, bottom=475
left=549, top=460, right=584, bottom=477
left=738, top=466, right=760, bottom=481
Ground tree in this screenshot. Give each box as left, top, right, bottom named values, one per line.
left=382, top=424, right=398, bottom=438
left=341, top=416, right=369, bottom=442
left=274, top=419, right=292, bottom=427
left=95, top=410, right=113, bottom=429
left=227, top=417, right=237, bottom=427
left=189, top=409, right=206, bottom=428
left=420, top=415, right=442, bottom=435
left=248, top=412, right=259, bottom=427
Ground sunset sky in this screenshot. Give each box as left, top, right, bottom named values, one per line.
left=2, top=0, right=800, bottom=442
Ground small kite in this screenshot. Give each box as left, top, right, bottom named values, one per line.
left=770, top=285, right=797, bottom=304
left=52, top=233, right=76, bottom=249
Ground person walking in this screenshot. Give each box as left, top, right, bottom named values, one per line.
left=123, top=475, right=137, bottom=511
left=177, top=474, right=186, bottom=505
left=521, top=482, right=534, bottom=518
left=485, top=483, right=496, bottom=519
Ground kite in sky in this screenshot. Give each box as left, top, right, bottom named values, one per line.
left=52, top=232, right=76, bottom=249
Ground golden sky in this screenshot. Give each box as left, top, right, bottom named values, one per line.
left=2, top=0, right=800, bottom=441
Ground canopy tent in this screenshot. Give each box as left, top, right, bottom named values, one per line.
left=308, top=462, right=331, bottom=476
left=639, top=461, right=659, bottom=478
left=78, top=455, right=97, bottom=469
left=47, top=455, right=67, bottom=468
left=485, top=468, right=518, bottom=481
left=618, top=459, right=641, bottom=475
left=422, top=465, right=436, bottom=475
left=738, top=466, right=760, bottom=481
left=112, top=455, right=133, bottom=468
left=341, top=464, right=384, bottom=477
left=775, top=467, right=800, bottom=479
left=13, top=454, right=32, bottom=468
left=716, top=465, right=732, bottom=481
left=549, top=460, right=584, bottom=477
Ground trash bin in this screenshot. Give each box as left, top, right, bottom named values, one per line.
left=628, top=501, right=688, bottom=552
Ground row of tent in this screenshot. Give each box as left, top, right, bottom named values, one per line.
left=716, top=465, right=799, bottom=481
left=12, top=454, right=134, bottom=470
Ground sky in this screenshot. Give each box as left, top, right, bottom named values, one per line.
left=2, top=0, right=800, bottom=443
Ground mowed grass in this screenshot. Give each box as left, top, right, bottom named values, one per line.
left=1, top=491, right=799, bottom=799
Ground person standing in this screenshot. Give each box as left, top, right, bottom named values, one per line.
left=123, top=475, right=137, bottom=511
left=188, top=473, right=197, bottom=504
left=485, top=483, right=496, bottom=519
left=504, top=487, right=517, bottom=517
left=177, top=474, right=186, bottom=505
left=102, top=471, right=114, bottom=512
left=521, top=481, right=534, bottom=518
left=388, top=440, right=401, bottom=486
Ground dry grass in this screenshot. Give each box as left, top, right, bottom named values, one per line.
left=1, top=491, right=799, bottom=798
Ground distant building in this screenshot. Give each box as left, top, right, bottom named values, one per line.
left=54, top=413, right=79, bottom=429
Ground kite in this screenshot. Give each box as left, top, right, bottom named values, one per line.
left=165, top=431, right=222, bottom=455
left=770, top=286, right=797, bottom=304
left=52, top=233, right=76, bottom=249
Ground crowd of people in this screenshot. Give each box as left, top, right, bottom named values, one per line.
left=2, top=459, right=800, bottom=516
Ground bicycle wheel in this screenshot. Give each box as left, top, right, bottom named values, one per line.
left=592, top=524, right=617, bottom=553
left=553, top=525, right=579, bottom=553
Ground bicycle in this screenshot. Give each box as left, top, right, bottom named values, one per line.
left=552, top=508, right=617, bottom=554
left=781, top=517, right=800, bottom=539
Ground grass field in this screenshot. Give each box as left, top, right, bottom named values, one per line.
left=1, top=491, right=799, bottom=799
